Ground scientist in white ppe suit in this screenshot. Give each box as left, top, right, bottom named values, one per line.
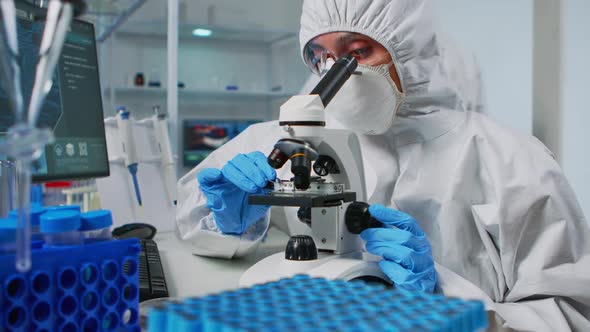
left=178, top=0, right=590, bottom=330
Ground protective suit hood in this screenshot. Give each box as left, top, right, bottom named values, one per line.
left=300, top=0, right=461, bottom=117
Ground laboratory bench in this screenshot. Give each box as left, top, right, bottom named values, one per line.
left=153, top=227, right=290, bottom=298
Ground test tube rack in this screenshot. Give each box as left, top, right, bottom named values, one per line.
left=0, top=238, right=140, bottom=331
left=148, top=275, right=488, bottom=332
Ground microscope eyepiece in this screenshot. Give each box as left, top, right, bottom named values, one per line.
left=310, top=54, right=358, bottom=107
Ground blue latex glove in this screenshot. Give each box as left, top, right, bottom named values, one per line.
left=197, top=151, right=276, bottom=235
left=360, top=204, right=437, bottom=292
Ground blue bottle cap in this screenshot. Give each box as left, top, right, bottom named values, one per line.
left=40, top=210, right=81, bottom=234
left=44, top=205, right=81, bottom=213
left=8, top=205, right=47, bottom=226
left=31, top=205, right=46, bottom=226
left=80, top=210, right=113, bottom=231
left=0, top=218, right=17, bottom=243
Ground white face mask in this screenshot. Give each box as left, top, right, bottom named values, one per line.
left=324, top=61, right=404, bottom=135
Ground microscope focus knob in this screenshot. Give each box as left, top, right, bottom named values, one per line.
left=345, top=202, right=383, bottom=234
left=285, top=235, right=318, bottom=261
left=313, top=155, right=339, bottom=176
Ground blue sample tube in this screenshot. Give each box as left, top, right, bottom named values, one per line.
left=44, top=204, right=81, bottom=213
left=40, top=210, right=82, bottom=246
left=0, top=217, right=17, bottom=254
left=147, top=304, right=168, bottom=332
left=9, top=204, right=46, bottom=236
left=80, top=210, right=113, bottom=243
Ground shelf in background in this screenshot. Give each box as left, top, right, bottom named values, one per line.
left=112, top=21, right=297, bottom=44
left=104, top=87, right=295, bottom=99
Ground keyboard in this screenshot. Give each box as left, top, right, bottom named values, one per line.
left=138, top=239, right=169, bottom=302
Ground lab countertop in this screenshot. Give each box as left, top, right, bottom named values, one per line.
left=153, top=227, right=290, bottom=298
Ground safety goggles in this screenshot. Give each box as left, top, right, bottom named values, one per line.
left=303, top=32, right=392, bottom=75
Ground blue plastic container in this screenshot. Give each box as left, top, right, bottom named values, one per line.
left=0, top=238, right=141, bottom=331
left=80, top=210, right=113, bottom=243
left=43, top=205, right=81, bottom=213
left=148, top=275, right=488, bottom=332
left=0, top=217, right=17, bottom=254
left=40, top=210, right=82, bottom=247
left=9, top=204, right=46, bottom=236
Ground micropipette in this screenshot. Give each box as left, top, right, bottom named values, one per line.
left=152, top=106, right=177, bottom=205
left=116, top=107, right=142, bottom=206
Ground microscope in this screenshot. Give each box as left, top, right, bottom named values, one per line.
left=240, top=56, right=390, bottom=287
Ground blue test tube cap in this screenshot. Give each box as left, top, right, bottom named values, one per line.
left=80, top=210, right=113, bottom=231
left=8, top=204, right=47, bottom=226
left=0, top=217, right=17, bottom=243
left=44, top=204, right=81, bottom=213
left=40, top=210, right=81, bottom=234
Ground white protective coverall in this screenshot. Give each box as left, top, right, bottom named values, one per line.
left=177, top=0, right=590, bottom=330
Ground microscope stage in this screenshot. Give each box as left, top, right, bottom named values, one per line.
left=248, top=191, right=356, bottom=207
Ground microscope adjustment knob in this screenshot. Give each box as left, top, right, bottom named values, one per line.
left=285, top=235, right=318, bottom=261
left=313, top=155, right=339, bottom=176
left=345, top=202, right=383, bottom=234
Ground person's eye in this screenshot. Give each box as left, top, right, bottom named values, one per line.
left=351, top=47, right=370, bottom=58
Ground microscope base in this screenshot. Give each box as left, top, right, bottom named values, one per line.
left=239, top=251, right=390, bottom=288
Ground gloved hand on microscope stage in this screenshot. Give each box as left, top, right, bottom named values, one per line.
left=361, top=204, right=437, bottom=293
left=197, top=151, right=276, bottom=235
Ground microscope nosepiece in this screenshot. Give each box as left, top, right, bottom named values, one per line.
left=268, top=148, right=289, bottom=169
left=291, top=149, right=312, bottom=190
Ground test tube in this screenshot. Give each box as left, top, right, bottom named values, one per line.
left=0, top=160, right=17, bottom=217
left=40, top=210, right=82, bottom=247
left=80, top=210, right=113, bottom=243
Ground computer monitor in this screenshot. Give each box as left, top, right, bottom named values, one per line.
left=183, top=119, right=259, bottom=168
left=0, top=1, right=109, bottom=182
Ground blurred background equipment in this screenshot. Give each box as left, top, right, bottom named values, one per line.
left=182, top=119, right=259, bottom=168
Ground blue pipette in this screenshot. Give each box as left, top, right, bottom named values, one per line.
left=128, top=163, right=142, bottom=206
left=116, top=107, right=142, bottom=206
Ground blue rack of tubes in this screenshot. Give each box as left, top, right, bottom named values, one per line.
left=148, top=275, right=488, bottom=332
left=0, top=219, right=141, bottom=331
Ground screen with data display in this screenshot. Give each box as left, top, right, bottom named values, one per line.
left=0, top=1, right=109, bottom=181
